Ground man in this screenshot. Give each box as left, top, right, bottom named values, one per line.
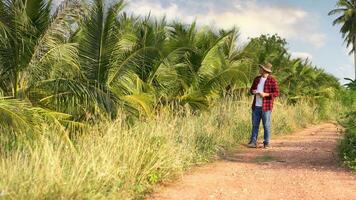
left=247, top=63, right=279, bottom=149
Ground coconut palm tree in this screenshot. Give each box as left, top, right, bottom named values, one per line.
left=329, top=0, right=356, bottom=79
left=0, top=0, right=87, bottom=135
left=0, top=0, right=82, bottom=98
left=0, top=0, right=114, bottom=122
left=0, top=0, right=343, bottom=123
left=67, top=0, right=164, bottom=117
left=152, top=23, right=245, bottom=109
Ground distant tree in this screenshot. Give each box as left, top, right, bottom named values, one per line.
left=241, top=34, right=288, bottom=81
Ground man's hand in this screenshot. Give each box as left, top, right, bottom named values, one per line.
left=258, top=92, right=269, bottom=98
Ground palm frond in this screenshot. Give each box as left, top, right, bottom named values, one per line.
left=20, top=0, right=83, bottom=89
left=0, top=97, right=73, bottom=146
left=31, top=78, right=118, bottom=119
left=78, top=0, right=124, bottom=85
left=25, top=0, right=52, bottom=34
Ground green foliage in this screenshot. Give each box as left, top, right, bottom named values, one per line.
left=329, top=0, right=356, bottom=78
left=339, top=111, right=356, bottom=170
left=0, top=98, right=337, bottom=199
left=344, top=78, right=356, bottom=90
left=0, top=0, right=82, bottom=98
left=241, top=34, right=340, bottom=102
left=0, top=1, right=343, bottom=131
left=0, top=1, right=347, bottom=174
left=329, top=0, right=356, bottom=55
left=0, top=97, right=77, bottom=153
left=338, top=89, right=356, bottom=170
left=0, top=0, right=351, bottom=198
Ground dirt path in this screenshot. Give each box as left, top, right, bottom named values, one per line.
left=147, top=123, right=356, bottom=200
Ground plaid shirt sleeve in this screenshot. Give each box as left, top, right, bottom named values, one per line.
left=262, top=76, right=279, bottom=111
left=249, top=76, right=260, bottom=95
left=269, top=77, right=279, bottom=98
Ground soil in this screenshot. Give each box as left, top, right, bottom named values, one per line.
left=147, top=123, right=356, bottom=200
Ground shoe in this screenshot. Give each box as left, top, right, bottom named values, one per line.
left=263, top=143, right=271, bottom=149
left=247, top=142, right=257, bottom=148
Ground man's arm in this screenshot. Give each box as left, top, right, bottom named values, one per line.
left=269, top=78, right=279, bottom=98
left=249, top=77, right=258, bottom=95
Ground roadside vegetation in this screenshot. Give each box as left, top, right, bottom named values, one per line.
left=339, top=110, right=356, bottom=170
left=337, top=83, right=356, bottom=170
left=0, top=0, right=353, bottom=199
left=0, top=98, right=344, bottom=199
left=329, top=0, right=356, bottom=170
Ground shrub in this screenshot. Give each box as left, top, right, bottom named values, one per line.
left=339, top=111, right=356, bottom=170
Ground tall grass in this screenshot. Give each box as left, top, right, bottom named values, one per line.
left=0, top=98, right=342, bottom=199
left=337, top=91, right=356, bottom=170
left=339, top=111, right=356, bottom=170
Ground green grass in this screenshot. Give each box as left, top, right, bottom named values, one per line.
left=0, top=97, right=343, bottom=199
left=339, top=129, right=356, bottom=170
left=337, top=91, right=356, bottom=171
left=338, top=111, right=356, bottom=170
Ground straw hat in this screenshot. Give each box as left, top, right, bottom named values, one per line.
left=259, top=63, right=272, bottom=73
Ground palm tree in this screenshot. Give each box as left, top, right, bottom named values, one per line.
left=329, top=0, right=356, bottom=79
left=152, top=23, right=245, bottom=109
left=0, top=0, right=343, bottom=123
left=0, top=0, right=112, bottom=122
left=0, top=0, right=87, bottom=142
left=70, top=0, right=163, bottom=117
left=0, top=0, right=82, bottom=98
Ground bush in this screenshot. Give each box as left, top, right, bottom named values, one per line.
left=339, top=111, right=356, bottom=170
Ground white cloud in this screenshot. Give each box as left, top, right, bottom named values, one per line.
left=53, top=0, right=327, bottom=48
left=290, top=51, right=313, bottom=60
left=126, top=0, right=326, bottom=48
left=126, top=0, right=194, bottom=24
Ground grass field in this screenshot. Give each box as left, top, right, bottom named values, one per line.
left=0, top=98, right=343, bottom=199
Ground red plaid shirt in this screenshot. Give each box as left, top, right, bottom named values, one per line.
left=249, top=75, right=279, bottom=111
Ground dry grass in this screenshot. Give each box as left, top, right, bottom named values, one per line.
left=0, top=98, right=342, bottom=199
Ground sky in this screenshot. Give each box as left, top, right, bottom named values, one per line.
left=54, top=0, right=355, bottom=83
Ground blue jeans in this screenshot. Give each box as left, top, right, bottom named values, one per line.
left=250, top=106, right=271, bottom=145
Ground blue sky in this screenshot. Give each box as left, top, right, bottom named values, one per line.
left=124, top=0, right=354, bottom=83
